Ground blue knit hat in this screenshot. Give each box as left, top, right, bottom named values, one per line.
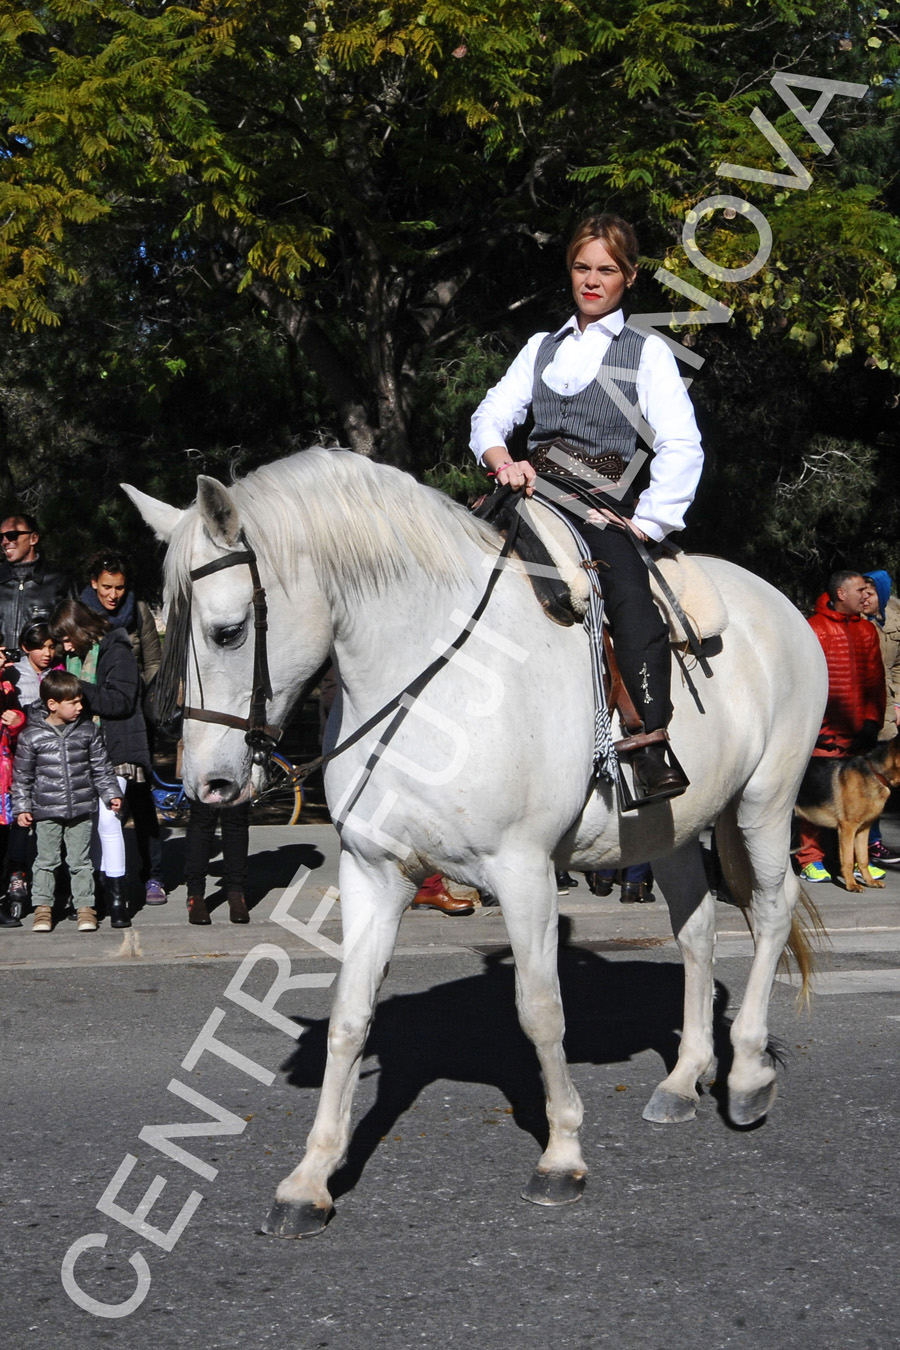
left=863, top=568, right=892, bottom=626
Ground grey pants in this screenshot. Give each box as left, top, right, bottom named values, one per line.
left=33, top=816, right=95, bottom=907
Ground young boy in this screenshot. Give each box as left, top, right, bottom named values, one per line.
left=12, top=670, right=121, bottom=932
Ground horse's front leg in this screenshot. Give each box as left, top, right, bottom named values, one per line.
left=643, top=843, right=717, bottom=1123
left=262, top=854, right=406, bottom=1238
left=492, top=856, right=587, bottom=1206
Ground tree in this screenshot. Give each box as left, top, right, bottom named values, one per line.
left=1, top=1, right=898, bottom=599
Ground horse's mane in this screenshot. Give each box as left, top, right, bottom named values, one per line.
left=166, top=447, right=501, bottom=602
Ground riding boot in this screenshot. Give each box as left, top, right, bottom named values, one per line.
left=105, top=875, right=131, bottom=929
left=631, top=740, right=689, bottom=802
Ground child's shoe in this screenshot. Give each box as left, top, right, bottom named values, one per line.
left=7, top=871, right=28, bottom=920
left=800, top=861, right=831, bottom=883
left=32, top=905, right=53, bottom=932
left=77, top=907, right=98, bottom=932
left=144, top=878, right=167, bottom=905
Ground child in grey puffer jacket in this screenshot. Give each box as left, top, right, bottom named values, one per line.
left=12, top=670, right=121, bottom=933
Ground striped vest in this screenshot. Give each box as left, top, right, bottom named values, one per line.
left=528, top=324, right=648, bottom=462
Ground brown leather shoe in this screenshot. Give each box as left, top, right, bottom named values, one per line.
left=585, top=872, right=614, bottom=897
left=631, top=742, right=689, bottom=801
left=227, top=891, right=250, bottom=924
left=187, top=894, right=211, bottom=925
left=412, top=878, right=475, bottom=916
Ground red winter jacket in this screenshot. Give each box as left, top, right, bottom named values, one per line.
left=808, top=593, right=886, bottom=756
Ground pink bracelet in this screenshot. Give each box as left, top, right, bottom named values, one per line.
left=487, top=461, right=515, bottom=478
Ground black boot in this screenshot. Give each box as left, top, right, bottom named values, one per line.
left=105, top=875, right=131, bottom=929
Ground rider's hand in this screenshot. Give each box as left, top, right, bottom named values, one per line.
left=484, top=447, right=537, bottom=496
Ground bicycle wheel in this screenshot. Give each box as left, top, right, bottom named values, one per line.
left=253, top=751, right=303, bottom=825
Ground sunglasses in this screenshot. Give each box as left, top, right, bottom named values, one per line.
left=0, top=530, right=33, bottom=542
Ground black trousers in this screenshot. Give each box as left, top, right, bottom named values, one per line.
left=184, top=800, right=250, bottom=898
left=564, top=513, right=672, bottom=732
left=125, top=780, right=163, bottom=882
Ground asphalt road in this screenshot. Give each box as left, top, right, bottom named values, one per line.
left=3, top=866, right=899, bottom=1350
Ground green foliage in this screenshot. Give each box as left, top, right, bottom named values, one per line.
left=0, top=0, right=898, bottom=599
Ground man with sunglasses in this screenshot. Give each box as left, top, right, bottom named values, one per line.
left=0, top=514, right=71, bottom=660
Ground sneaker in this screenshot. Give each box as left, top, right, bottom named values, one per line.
left=555, top=871, right=579, bottom=896
left=31, top=905, right=53, bottom=932
left=800, top=861, right=831, bottom=883
left=77, top=907, right=98, bottom=932
left=7, top=871, right=28, bottom=920
left=144, top=879, right=168, bottom=905
left=868, top=839, right=900, bottom=868
left=855, top=863, right=886, bottom=882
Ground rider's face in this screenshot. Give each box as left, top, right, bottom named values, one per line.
left=570, top=239, right=635, bottom=332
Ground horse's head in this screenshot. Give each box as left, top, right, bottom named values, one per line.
left=123, top=474, right=332, bottom=805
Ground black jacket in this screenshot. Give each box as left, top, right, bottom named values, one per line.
left=76, top=628, right=151, bottom=770
left=0, top=557, right=71, bottom=651
left=12, top=712, right=120, bottom=820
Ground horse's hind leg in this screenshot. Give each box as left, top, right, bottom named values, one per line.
left=262, top=854, right=405, bottom=1238
left=643, top=843, right=716, bottom=1123
left=491, top=856, right=587, bottom=1206
left=718, top=795, right=797, bottom=1127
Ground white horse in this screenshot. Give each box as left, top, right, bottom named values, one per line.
left=125, top=447, right=827, bottom=1237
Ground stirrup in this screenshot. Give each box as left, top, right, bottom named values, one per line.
left=614, top=728, right=690, bottom=812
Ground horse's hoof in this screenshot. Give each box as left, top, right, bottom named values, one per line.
left=259, top=1199, right=334, bottom=1238
left=642, top=1087, right=698, bottom=1123
left=729, top=1081, right=777, bottom=1127
left=521, top=1169, right=586, bottom=1206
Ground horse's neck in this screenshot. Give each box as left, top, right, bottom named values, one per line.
left=329, top=549, right=489, bottom=722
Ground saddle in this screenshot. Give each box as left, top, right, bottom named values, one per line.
left=476, top=487, right=729, bottom=647
left=474, top=486, right=726, bottom=806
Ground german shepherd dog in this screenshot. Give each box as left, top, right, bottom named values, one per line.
left=794, top=734, right=900, bottom=891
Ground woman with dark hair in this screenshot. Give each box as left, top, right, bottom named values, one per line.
left=80, top=548, right=165, bottom=904
left=50, top=598, right=150, bottom=927
left=470, top=212, right=704, bottom=802
left=82, top=548, right=161, bottom=690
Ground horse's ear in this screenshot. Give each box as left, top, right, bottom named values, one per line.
left=196, top=475, right=241, bottom=548
left=121, top=484, right=184, bottom=543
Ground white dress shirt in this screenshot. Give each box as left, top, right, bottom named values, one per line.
left=470, top=309, right=704, bottom=541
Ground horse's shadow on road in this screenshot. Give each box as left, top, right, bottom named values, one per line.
left=280, top=918, right=736, bottom=1201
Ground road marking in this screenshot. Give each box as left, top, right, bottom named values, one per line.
left=776, top=969, right=900, bottom=995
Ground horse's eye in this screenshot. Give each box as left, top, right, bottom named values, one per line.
left=211, top=622, right=245, bottom=648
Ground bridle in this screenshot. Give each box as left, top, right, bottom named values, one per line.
left=164, top=536, right=283, bottom=758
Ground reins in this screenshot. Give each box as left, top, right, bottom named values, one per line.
left=166, top=512, right=521, bottom=784
left=289, top=509, right=522, bottom=785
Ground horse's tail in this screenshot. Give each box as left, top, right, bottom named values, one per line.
left=714, top=802, right=826, bottom=1005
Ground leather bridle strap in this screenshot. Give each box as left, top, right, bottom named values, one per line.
left=183, top=541, right=282, bottom=748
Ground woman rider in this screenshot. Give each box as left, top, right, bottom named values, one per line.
left=470, top=213, right=704, bottom=802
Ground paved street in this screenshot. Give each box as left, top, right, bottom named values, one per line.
left=2, top=820, right=899, bottom=1348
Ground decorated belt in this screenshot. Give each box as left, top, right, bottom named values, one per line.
left=530, top=439, right=626, bottom=483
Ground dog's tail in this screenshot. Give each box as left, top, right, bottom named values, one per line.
left=715, top=802, right=827, bottom=1004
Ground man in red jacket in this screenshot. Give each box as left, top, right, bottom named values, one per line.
left=798, top=569, right=887, bottom=882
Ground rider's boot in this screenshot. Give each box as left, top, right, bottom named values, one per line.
left=630, top=738, right=689, bottom=803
